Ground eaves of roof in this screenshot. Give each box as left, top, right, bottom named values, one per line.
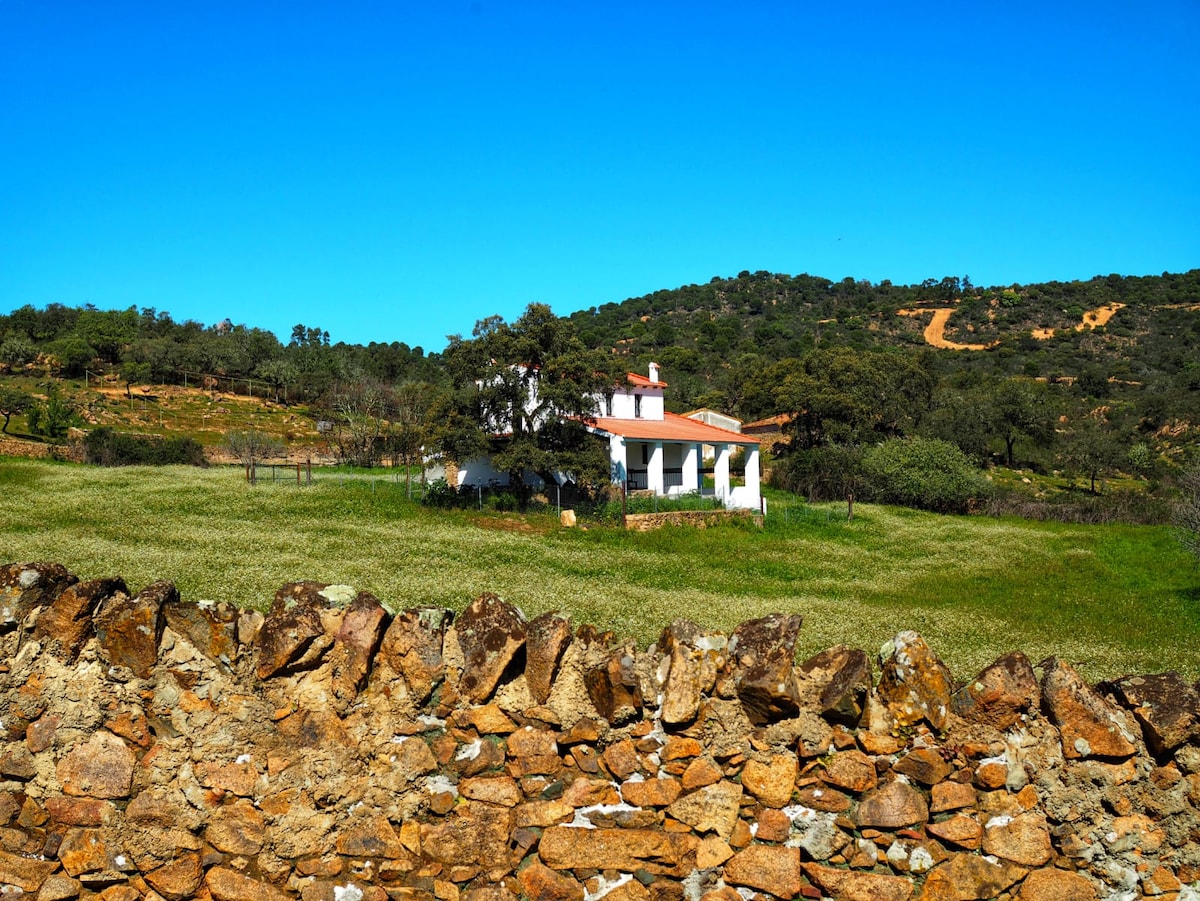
left=586, top=411, right=759, bottom=445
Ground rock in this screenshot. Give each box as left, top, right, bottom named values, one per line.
left=93, top=579, right=174, bottom=678
left=454, top=592, right=527, bottom=704
left=0, top=561, right=77, bottom=631
left=255, top=583, right=332, bottom=679
left=0, top=745, right=35, bottom=780
left=926, top=813, right=983, bottom=849
left=538, top=827, right=699, bottom=877
left=855, top=780, right=929, bottom=829
left=26, top=713, right=61, bottom=753
left=1040, top=657, right=1138, bottom=759
left=657, top=620, right=725, bottom=726
left=32, top=872, right=80, bottom=901
left=1016, top=867, right=1097, bottom=900
left=57, top=732, right=136, bottom=799
left=620, top=777, right=682, bottom=808
left=893, top=748, right=954, bottom=786
left=526, top=612, right=573, bottom=704
left=162, top=597, right=238, bottom=669
left=798, top=644, right=873, bottom=726
left=44, top=796, right=116, bottom=827
left=951, top=652, right=1040, bottom=731
left=205, top=866, right=292, bottom=901
left=585, top=645, right=643, bottom=724
left=329, top=591, right=389, bottom=704
left=34, top=577, right=127, bottom=662
left=144, top=853, right=203, bottom=900
left=665, top=781, right=742, bottom=840
left=982, top=811, right=1052, bottom=866
left=0, top=848, right=59, bottom=891
left=452, top=703, right=517, bottom=735
left=420, top=806, right=514, bottom=867
left=729, top=613, right=804, bottom=724
left=375, top=606, right=453, bottom=704
left=57, top=827, right=117, bottom=876
left=740, top=753, right=798, bottom=808
left=723, top=846, right=803, bottom=898
left=460, top=775, right=522, bottom=807
left=803, top=863, right=914, bottom=901
left=786, top=806, right=852, bottom=860
left=923, top=852, right=1027, bottom=900
left=1104, top=671, right=1200, bottom=755
left=930, top=781, right=976, bottom=813
left=821, top=749, right=877, bottom=793
left=875, top=631, right=953, bottom=732
left=335, top=814, right=409, bottom=858
left=204, top=799, right=266, bottom=855
left=519, top=860, right=584, bottom=901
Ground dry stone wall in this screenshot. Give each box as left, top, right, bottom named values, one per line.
left=3, top=560, right=1200, bottom=901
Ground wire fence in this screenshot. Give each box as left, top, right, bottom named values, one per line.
left=239, top=461, right=854, bottom=527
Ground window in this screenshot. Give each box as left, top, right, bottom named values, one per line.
left=634, top=395, right=642, bottom=418
left=604, top=395, right=612, bottom=417
left=641, top=444, right=649, bottom=465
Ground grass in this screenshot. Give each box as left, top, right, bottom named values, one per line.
left=1, top=457, right=1197, bottom=683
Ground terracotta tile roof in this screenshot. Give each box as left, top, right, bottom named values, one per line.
left=625, top=372, right=667, bottom=388
left=587, top=412, right=759, bottom=444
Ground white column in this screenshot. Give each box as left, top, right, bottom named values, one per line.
left=682, top=443, right=700, bottom=492
left=714, top=444, right=731, bottom=502
left=648, top=441, right=664, bottom=495
left=610, top=435, right=627, bottom=486
left=744, top=445, right=761, bottom=505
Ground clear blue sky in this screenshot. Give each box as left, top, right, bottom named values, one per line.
left=2, top=1, right=1197, bottom=353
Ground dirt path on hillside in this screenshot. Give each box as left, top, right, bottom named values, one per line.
left=897, top=308, right=997, bottom=351
left=1032, top=302, right=1126, bottom=340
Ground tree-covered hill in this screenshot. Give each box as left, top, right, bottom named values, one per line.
left=567, top=269, right=1200, bottom=421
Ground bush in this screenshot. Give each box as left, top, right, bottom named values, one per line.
left=860, top=437, right=992, bottom=514
left=84, top=427, right=207, bottom=467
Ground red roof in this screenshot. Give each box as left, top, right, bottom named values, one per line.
left=625, top=372, right=667, bottom=388
left=587, top=411, right=758, bottom=445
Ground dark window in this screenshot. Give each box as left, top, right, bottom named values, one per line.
left=641, top=444, right=649, bottom=465
left=634, top=395, right=642, bottom=418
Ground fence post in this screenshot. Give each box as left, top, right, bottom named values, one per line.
left=297, top=463, right=301, bottom=485
left=621, top=481, right=627, bottom=529
left=477, top=485, right=482, bottom=511
left=847, top=493, right=854, bottom=521
left=307, top=458, right=312, bottom=485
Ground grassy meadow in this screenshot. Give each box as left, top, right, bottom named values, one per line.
left=1, top=456, right=1197, bottom=683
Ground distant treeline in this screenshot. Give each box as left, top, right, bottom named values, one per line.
left=2, top=270, right=1198, bottom=513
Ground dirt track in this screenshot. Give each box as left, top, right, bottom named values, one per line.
left=1032, top=302, right=1126, bottom=340
left=897, top=308, right=996, bottom=351
left=903, top=302, right=1128, bottom=348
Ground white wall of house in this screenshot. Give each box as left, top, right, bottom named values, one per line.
left=457, top=456, right=546, bottom=489
left=609, top=388, right=664, bottom=421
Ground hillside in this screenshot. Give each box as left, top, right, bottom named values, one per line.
left=567, top=269, right=1200, bottom=421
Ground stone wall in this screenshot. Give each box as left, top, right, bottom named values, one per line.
left=2, top=560, right=1199, bottom=901
left=623, top=511, right=761, bottom=531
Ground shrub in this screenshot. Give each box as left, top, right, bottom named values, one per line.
left=860, top=437, right=992, bottom=514
left=84, top=427, right=207, bottom=467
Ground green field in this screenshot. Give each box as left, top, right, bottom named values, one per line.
left=2, top=457, right=1197, bottom=683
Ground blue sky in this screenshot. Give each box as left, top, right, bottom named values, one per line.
left=2, top=1, right=1197, bottom=353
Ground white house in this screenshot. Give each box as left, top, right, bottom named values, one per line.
left=456, top=362, right=762, bottom=511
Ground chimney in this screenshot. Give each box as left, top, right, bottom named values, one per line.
left=648, top=362, right=660, bottom=383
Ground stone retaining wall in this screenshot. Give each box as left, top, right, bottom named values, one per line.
left=2, top=561, right=1200, bottom=901
left=623, top=511, right=761, bottom=531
